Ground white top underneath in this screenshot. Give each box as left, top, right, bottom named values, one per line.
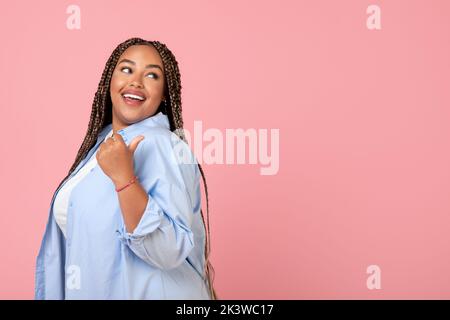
left=53, top=129, right=114, bottom=237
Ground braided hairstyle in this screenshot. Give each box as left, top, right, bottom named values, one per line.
left=53, top=37, right=218, bottom=299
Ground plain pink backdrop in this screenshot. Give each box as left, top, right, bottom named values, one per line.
left=1, top=0, right=450, bottom=299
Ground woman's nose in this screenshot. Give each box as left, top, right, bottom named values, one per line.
left=129, top=75, right=143, bottom=88
left=130, top=81, right=143, bottom=88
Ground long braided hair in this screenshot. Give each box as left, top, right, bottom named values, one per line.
left=53, top=37, right=217, bottom=299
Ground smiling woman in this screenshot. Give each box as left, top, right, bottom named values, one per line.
left=110, top=46, right=167, bottom=130
left=35, top=37, right=217, bottom=300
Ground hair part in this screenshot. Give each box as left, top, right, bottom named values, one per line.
left=54, top=37, right=218, bottom=299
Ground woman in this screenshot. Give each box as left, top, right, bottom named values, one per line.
left=35, top=37, right=217, bottom=300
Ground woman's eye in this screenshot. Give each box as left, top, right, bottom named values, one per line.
left=146, top=73, right=159, bottom=79
left=120, top=67, right=158, bottom=79
left=121, top=67, right=131, bottom=73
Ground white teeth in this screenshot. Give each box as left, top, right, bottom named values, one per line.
left=123, top=93, right=145, bottom=101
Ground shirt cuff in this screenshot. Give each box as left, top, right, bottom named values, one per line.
left=115, top=193, right=164, bottom=245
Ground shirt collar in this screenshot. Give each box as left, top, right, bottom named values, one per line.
left=98, top=111, right=170, bottom=143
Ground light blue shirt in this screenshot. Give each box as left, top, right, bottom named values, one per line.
left=35, top=111, right=212, bottom=300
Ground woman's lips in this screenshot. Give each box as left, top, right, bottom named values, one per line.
left=122, top=95, right=145, bottom=106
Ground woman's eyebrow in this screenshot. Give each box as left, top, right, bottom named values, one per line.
left=118, top=58, right=163, bottom=72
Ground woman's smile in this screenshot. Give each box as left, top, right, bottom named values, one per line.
left=122, top=95, right=145, bottom=106
left=121, top=88, right=148, bottom=106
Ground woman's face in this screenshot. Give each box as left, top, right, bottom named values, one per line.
left=110, top=44, right=166, bottom=132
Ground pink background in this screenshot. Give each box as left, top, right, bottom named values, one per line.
left=1, top=0, right=450, bottom=299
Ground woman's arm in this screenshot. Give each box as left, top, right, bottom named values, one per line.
left=95, top=131, right=150, bottom=233
left=114, top=132, right=199, bottom=270
left=114, top=177, right=149, bottom=234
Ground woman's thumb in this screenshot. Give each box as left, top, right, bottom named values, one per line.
left=129, top=135, right=145, bottom=154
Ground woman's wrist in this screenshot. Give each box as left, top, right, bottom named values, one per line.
left=116, top=176, right=138, bottom=192
left=113, top=173, right=138, bottom=192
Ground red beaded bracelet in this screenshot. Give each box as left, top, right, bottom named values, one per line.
left=115, top=175, right=139, bottom=192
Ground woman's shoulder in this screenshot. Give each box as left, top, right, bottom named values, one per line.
left=140, top=128, right=196, bottom=161
left=134, top=128, right=200, bottom=182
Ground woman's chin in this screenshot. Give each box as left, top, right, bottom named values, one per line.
left=113, top=103, right=158, bottom=123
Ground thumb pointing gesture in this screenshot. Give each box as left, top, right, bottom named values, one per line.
left=129, top=135, right=145, bottom=155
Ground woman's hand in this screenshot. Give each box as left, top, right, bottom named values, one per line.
left=96, top=132, right=145, bottom=188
